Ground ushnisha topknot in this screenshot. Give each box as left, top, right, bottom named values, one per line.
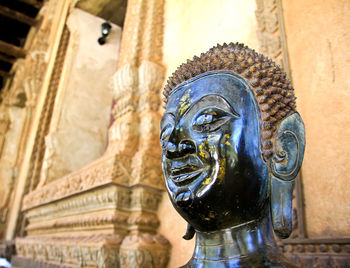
left=163, top=42, right=297, bottom=161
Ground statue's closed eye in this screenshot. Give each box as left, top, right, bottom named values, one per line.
left=192, top=109, right=235, bottom=133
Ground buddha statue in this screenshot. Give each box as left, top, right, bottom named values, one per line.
left=160, top=43, right=305, bottom=267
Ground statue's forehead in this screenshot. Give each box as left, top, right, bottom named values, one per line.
left=166, top=72, right=253, bottom=117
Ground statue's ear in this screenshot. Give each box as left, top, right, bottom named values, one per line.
left=269, top=113, right=305, bottom=238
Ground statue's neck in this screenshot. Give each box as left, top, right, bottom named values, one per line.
left=190, top=214, right=279, bottom=265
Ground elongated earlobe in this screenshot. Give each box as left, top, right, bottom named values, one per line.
left=269, top=113, right=305, bottom=239
left=270, top=176, right=294, bottom=238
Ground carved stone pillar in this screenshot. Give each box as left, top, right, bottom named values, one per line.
left=108, top=0, right=170, bottom=266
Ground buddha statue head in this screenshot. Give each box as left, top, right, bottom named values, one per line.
left=160, top=43, right=305, bottom=266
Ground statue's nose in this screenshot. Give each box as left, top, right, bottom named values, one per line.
left=166, top=139, right=196, bottom=159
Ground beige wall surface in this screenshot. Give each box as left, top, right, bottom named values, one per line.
left=159, top=0, right=259, bottom=267
left=283, top=0, right=350, bottom=237
left=36, top=9, right=121, bottom=187
left=162, top=0, right=259, bottom=79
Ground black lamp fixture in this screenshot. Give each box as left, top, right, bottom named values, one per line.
left=98, top=22, right=112, bottom=45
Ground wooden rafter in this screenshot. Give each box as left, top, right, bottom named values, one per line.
left=0, top=5, right=39, bottom=26
left=0, top=40, right=26, bottom=59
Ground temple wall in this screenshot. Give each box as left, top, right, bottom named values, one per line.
left=282, top=0, right=350, bottom=237
left=1, top=0, right=350, bottom=267
left=158, top=1, right=259, bottom=266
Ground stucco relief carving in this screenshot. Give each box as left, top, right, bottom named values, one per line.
left=120, top=234, right=170, bottom=268
left=22, top=155, right=128, bottom=210
left=16, top=234, right=123, bottom=267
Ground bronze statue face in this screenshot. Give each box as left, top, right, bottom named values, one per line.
left=161, top=71, right=269, bottom=232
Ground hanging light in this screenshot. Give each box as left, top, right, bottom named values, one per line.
left=98, top=22, right=112, bottom=45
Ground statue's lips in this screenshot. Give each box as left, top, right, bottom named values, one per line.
left=170, top=166, right=204, bottom=185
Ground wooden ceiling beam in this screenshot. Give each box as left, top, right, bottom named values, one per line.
left=0, top=70, right=10, bottom=78
left=0, top=54, right=15, bottom=64
left=13, top=0, right=43, bottom=9
left=0, top=40, right=26, bottom=59
left=0, top=5, right=39, bottom=26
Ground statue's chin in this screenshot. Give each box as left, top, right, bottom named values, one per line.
left=174, top=188, right=194, bottom=207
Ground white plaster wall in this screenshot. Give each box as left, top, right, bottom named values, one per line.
left=40, top=8, right=121, bottom=185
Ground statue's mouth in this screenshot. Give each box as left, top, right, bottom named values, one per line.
left=170, top=166, right=204, bottom=186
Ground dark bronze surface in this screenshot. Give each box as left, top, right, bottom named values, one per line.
left=160, top=43, right=306, bottom=267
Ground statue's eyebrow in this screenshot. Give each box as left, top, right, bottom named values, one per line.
left=160, top=113, right=175, bottom=129
left=193, top=94, right=240, bottom=118
left=223, top=102, right=240, bottom=118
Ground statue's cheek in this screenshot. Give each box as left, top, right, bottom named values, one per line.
left=196, top=134, right=221, bottom=161
left=197, top=138, right=211, bottom=160
left=219, top=133, right=238, bottom=169
left=161, top=158, right=172, bottom=180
